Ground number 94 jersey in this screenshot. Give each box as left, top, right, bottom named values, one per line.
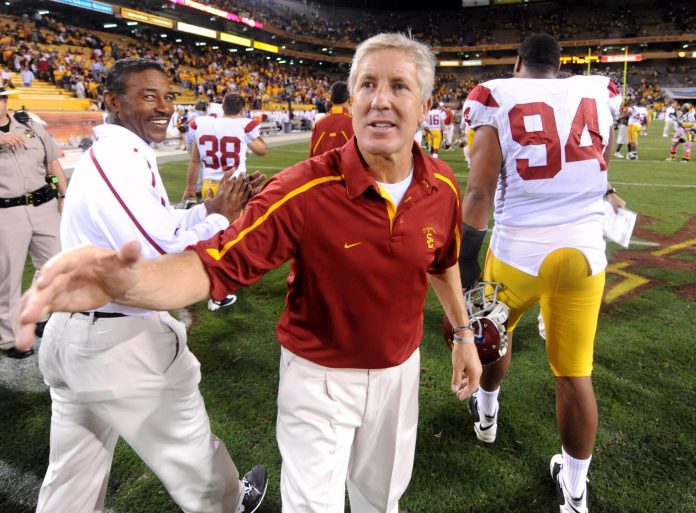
left=189, top=115, right=261, bottom=180
left=463, top=75, right=621, bottom=229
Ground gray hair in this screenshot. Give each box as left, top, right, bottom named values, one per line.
left=348, top=33, right=435, bottom=104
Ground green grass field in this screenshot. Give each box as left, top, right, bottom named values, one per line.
left=2, top=121, right=695, bottom=512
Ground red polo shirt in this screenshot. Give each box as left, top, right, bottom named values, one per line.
left=190, top=139, right=462, bottom=368
left=309, top=106, right=354, bottom=157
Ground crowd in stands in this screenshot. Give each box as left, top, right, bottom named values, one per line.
left=0, top=3, right=689, bottom=116
left=197, top=0, right=694, bottom=47
left=0, top=12, right=337, bottom=110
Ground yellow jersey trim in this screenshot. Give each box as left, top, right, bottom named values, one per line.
left=376, top=185, right=397, bottom=233
left=433, top=172, right=459, bottom=207
left=206, top=175, right=344, bottom=261
left=433, top=172, right=461, bottom=254
left=312, top=131, right=326, bottom=156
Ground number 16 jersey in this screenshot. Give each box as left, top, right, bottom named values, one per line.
left=463, top=75, right=621, bottom=275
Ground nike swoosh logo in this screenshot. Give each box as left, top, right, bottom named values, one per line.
left=343, top=242, right=362, bottom=249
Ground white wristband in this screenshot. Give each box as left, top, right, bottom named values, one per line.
left=453, top=335, right=474, bottom=344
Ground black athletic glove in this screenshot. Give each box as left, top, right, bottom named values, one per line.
left=458, top=223, right=487, bottom=290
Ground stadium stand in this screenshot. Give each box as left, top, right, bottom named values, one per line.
left=3, top=0, right=694, bottom=145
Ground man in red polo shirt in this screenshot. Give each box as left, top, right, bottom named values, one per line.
left=17, top=33, right=482, bottom=513
left=309, top=81, right=354, bottom=157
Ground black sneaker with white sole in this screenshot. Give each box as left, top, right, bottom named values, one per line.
left=550, top=454, right=589, bottom=513
left=235, top=465, right=268, bottom=513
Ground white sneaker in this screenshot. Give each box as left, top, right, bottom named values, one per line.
left=207, top=294, right=237, bottom=311
left=613, top=152, right=624, bottom=159
left=467, top=393, right=497, bottom=443
left=550, top=454, right=589, bottom=513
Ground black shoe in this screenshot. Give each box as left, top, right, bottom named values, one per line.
left=35, top=320, right=48, bottom=338
left=3, top=347, right=35, bottom=359
left=236, top=465, right=268, bottom=513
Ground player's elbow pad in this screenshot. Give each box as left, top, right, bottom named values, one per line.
left=458, top=224, right=487, bottom=290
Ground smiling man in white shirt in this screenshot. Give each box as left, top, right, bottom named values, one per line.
left=35, top=58, right=267, bottom=513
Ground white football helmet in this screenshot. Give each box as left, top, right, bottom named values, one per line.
left=464, top=281, right=510, bottom=365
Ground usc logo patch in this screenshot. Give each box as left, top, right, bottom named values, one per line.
left=422, top=226, right=436, bottom=250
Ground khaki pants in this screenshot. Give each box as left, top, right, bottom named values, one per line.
left=276, top=347, right=420, bottom=513
left=37, top=311, right=241, bottom=513
left=0, top=200, right=60, bottom=349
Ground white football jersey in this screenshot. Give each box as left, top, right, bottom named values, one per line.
left=628, top=106, right=648, bottom=126
left=208, top=102, right=224, bottom=118
left=426, top=108, right=445, bottom=131
left=189, top=115, right=261, bottom=180
left=463, top=75, right=621, bottom=230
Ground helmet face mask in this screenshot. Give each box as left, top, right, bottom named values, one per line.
left=442, top=282, right=510, bottom=365
left=464, top=282, right=510, bottom=365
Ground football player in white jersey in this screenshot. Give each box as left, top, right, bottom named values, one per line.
left=426, top=101, right=446, bottom=158
left=667, top=102, right=695, bottom=162
left=459, top=34, right=625, bottom=513
left=626, top=103, right=648, bottom=159
left=663, top=100, right=678, bottom=138
left=183, top=93, right=268, bottom=311
left=183, top=93, right=267, bottom=203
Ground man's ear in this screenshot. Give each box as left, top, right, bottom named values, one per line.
left=103, top=90, right=118, bottom=114
left=513, top=56, right=522, bottom=76
left=419, top=97, right=433, bottom=123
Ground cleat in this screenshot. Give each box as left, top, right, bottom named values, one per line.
left=235, top=465, right=268, bottom=513
left=207, top=294, right=237, bottom=311
left=467, top=394, right=497, bottom=443
left=613, top=152, right=623, bottom=159
left=550, top=454, right=589, bottom=513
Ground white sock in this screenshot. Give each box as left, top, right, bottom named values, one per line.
left=562, top=447, right=591, bottom=500
left=477, top=386, right=499, bottom=419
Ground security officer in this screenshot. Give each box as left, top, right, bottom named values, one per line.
left=0, top=87, right=67, bottom=358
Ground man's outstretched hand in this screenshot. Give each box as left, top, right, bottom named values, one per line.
left=13, top=241, right=143, bottom=351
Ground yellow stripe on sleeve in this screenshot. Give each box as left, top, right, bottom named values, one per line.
left=433, top=172, right=460, bottom=207
left=206, top=175, right=344, bottom=261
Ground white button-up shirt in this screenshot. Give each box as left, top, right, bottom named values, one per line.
left=61, top=124, right=229, bottom=315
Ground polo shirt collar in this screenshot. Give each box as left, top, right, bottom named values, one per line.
left=341, top=138, right=437, bottom=200
left=93, top=124, right=155, bottom=156
left=330, top=106, right=349, bottom=115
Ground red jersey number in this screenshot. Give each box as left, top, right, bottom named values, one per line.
left=198, top=135, right=241, bottom=171
left=509, top=99, right=606, bottom=180
left=428, top=114, right=441, bottom=127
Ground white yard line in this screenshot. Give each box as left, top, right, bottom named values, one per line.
left=0, top=344, right=47, bottom=394
left=627, top=239, right=661, bottom=247
left=0, top=460, right=120, bottom=512
left=611, top=181, right=696, bottom=188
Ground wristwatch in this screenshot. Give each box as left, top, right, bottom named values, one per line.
left=604, top=187, right=617, bottom=197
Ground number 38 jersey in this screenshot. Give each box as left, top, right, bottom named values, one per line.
left=463, top=75, right=621, bottom=275
left=189, top=115, right=261, bottom=180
